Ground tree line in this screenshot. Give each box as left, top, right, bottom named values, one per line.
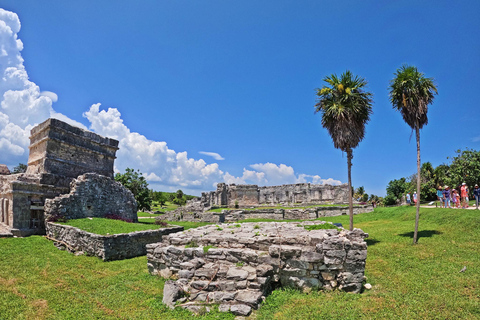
left=385, top=149, right=480, bottom=205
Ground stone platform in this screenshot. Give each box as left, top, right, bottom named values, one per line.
left=147, top=221, right=368, bottom=316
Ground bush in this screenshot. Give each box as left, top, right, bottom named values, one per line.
left=383, top=194, right=397, bottom=206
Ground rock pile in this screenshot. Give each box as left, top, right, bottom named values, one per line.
left=147, top=221, right=368, bottom=316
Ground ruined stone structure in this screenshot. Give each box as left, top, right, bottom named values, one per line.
left=0, top=118, right=132, bottom=237
left=190, top=182, right=349, bottom=211
left=44, top=173, right=137, bottom=222
left=148, top=221, right=368, bottom=316
left=157, top=205, right=373, bottom=224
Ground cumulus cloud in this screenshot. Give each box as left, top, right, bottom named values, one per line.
left=199, top=151, right=225, bottom=161
left=83, top=104, right=225, bottom=192
left=0, top=9, right=85, bottom=165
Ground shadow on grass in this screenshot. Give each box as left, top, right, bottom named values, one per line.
left=366, top=238, right=380, bottom=246
left=398, top=230, right=442, bottom=239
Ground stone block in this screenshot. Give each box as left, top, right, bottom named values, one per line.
left=227, top=267, right=249, bottom=280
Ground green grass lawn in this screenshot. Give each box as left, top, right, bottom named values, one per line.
left=57, top=218, right=169, bottom=235
left=1, top=206, right=480, bottom=319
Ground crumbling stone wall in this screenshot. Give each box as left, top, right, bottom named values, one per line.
left=191, top=182, right=349, bottom=211
left=44, top=173, right=137, bottom=222
left=147, top=221, right=368, bottom=316
left=46, top=222, right=184, bottom=261
left=158, top=205, right=373, bottom=223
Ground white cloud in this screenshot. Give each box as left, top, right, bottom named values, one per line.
left=40, top=91, right=58, bottom=103
left=83, top=104, right=225, bottom=191
left=199, top=151, right=225, bottom=161
left=0, top=9, right=86, bottom=166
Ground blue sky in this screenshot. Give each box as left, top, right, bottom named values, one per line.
left=0, top=1, right=479, bottom=196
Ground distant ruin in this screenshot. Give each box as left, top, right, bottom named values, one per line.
left=183, top=182, right=349, bottom=212
left=0, top=118, right=136, bottom=237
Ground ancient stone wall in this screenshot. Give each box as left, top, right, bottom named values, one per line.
left=158, top=205, right=373, bottom=223
left=46, top=222, right=184, bottom=261
left=191, top=182, right=349, bottom=210
left=27, top=118, right=118, bottom=179
left=148, top=221, right=368, bottom=316
left=44, top=173, right=137, bottom=222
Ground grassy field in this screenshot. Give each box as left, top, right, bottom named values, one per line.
left=1, top=206, right=480, bottom=319
left=57, top=218, right=173, bottom=235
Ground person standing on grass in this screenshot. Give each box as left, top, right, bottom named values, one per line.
left=474, top=184, right=480, bottom=209
left=413, top=191, right=417, bottom=204
left=443, top=186, right=452, bottom=208
left=437, top=186, right=444, bottom=208
left=406, top=192, right=411, bottom=205
left=461, top=183, right=468, bottom=208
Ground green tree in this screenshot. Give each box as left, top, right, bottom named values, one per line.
left=176, top=189, right=184, bottom=200
left=448, top=149, right=480, bottom=190
left=315, top=70, right=373, bottom=231
left=13, top=163, right=27, bottom=174
left=386, top=177, right=407, bottom=200
left=389, top=65, right=437, bottom=244
left=115, top=168, right=152, bottom=211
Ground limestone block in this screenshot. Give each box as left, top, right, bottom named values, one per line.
left=226, top=267, right=249, bottom=280
left=163, top=280, right=184, bottom=309
left=230, top=304, right=252, bottom=316
left=235, top=290, right=263, bottom=307
left=300, top=251, right=323, bottom=263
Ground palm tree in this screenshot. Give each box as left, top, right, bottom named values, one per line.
left=315, top=70, right=373, bottom=231
left=389, top=65, right=437, bottom=244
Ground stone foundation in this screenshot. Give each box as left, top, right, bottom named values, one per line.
left=147, top=221, right=368, bottom=315
left=158, top=205, right=373, bottom=223
left=46, top=222, right=184, bottom=261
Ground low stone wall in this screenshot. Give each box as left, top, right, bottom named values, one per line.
left=46, top=222, right=184, bottom=261
left=158, top=205, right=373, bottom=223
left=147, top=221, right=368, bottom=316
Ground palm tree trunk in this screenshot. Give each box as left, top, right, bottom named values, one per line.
left=413, top=124, right=421, bottom=244
left=347, top=149, right=354, bottom=231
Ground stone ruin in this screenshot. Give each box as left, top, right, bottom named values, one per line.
left=0, top=118, right=137, bottom=237
left=147, top=221, right=368, bottom=316
left=185, top=182, right=350, bottom=212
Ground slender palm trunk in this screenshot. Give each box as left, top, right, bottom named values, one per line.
left=347, top=149, right=354, bottom=231
left=413, top=124, right=421, bottom=244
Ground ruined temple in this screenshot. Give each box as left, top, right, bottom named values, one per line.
left=0, top=118, right=136, bottom=237
left=192, top=182, right=349, bottom=210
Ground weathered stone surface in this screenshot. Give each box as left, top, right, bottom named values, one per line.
left=230, top=304, right=252, bottom=316
left=235, top=290, right=263, bottom=307
left=163, top=280, right=184, bottom=308
left=45, top=222, right=183, bottom=261
left=44, top=173, right=137, bottom=222
left=149, top=221, right=368, bottom=316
